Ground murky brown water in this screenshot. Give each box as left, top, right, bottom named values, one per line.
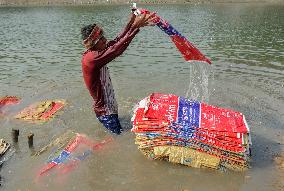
left=0, top=3, right=283, bottom=191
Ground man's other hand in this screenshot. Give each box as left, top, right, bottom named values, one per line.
left=132, top=12, right=158, bottom=28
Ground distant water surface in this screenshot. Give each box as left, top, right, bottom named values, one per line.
left=0, top=3, right=283, bottom=191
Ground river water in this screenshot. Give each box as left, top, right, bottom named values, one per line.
left=0, top=3, right=283, bottom=191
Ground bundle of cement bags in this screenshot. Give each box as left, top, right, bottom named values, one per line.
left=131, top=93, right=251, bottom=171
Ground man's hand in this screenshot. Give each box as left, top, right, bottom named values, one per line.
left=128, top=13, right=136, bottom=26
left=132, top=12, right=158, bottom=29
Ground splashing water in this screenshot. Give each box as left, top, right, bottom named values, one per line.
left=185, top=62, right=212, bottom=103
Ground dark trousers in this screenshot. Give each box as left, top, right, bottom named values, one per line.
left=97, top=114, right=122, bottom=134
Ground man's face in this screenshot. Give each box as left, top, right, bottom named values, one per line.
left=95, top=35, right=107, bottom=50
left=82, top=26, right=107, bottom=50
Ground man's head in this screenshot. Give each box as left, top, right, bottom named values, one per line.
left=81, top=24, right=107, bottom=50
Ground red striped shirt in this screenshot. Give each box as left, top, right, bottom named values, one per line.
left=81, top=27, right=139, bottom=116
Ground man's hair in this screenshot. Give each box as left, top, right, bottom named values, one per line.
left=81, top=24, right=97, bottom=40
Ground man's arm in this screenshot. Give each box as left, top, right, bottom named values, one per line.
left=87, top=28, right=139, bottom=70
left=112, top=12, right=156, bottom=43
left=112, top=14, right=136, bottom=43
left=86, top=13, right=157, bottom=70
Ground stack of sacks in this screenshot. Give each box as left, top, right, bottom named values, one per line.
left=131, top=93, right=251, bottom=171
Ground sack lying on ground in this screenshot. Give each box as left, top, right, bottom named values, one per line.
left=15, top=100, right=65, bottom=123
left=0, top=139, right=10, bottom=156
left=0, top=96, right=20, bottom=116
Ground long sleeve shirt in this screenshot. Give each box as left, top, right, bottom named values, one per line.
left=81, top=26, right=139, bottom=116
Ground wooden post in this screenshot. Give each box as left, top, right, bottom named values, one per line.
left=28, top=133, right=34, bottom=148
left=12, top=129, right=19, bottom=143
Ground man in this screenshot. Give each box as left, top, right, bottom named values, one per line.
left=81, top=12, right=155, bottom=134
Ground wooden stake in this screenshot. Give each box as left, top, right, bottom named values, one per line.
left=12, top=129, right=19, bottom=143
left=28, top=133, right=34, bottom=148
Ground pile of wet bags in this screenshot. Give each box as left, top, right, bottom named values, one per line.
left=131, top=93, right=252, bottom=171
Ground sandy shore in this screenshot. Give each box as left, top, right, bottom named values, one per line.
left=0, top=0, right=283, bottom=6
